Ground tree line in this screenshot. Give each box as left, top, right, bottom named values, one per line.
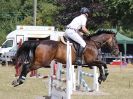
left=0, top=0, right=132, bottom=44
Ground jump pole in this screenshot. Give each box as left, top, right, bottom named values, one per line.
left=49, top=41, right=75, bottom=99
left=77, top=65, right=99, bottom=92
left=66, top=41, right=72, bottom=99
left=93, top=66, right=99, bottom=91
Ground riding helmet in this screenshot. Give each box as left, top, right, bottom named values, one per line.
left=80, top=7, right=91, bottom=14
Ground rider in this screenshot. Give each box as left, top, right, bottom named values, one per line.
left=65, top=7, right=91, bottom=65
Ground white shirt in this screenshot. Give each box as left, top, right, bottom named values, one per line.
left=67, top=14, right=87, bottom=30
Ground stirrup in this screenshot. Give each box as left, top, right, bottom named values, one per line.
left=75, top=57, right=82, bottom=65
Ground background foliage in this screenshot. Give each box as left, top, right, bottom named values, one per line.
left=0, top=0, right=132, bottom=44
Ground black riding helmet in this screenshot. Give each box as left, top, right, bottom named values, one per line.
left=80, top=7, right=91, bottom=14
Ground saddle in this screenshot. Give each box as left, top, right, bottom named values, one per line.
left=61, top=36, right=80, bottom=53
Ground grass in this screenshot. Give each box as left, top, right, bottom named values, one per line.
left=0, top=64, right=133, bottom=99
left=0, top=65, right=49, bottom=99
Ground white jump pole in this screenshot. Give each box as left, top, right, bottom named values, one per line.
left=93, top=66, right=99, bottom=91
left=72, top=64, right=76, bottom=91
left=66, top=41, right=72, bottom=99
left=56, top=63, right=62, bottom=80
left=77, top=65, right=99, bottom=92
left=77, top=66, right=82, bottom=88
left=50, top=41, right=75, bottom=99
left=48, top=75, right=52, bottom=96
left=48, top=60, right=55, bottom=96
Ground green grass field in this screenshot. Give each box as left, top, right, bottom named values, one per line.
left=0, top=64, right=133, bottom=99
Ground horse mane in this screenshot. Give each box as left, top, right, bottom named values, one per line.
left=97, top=28, right=116, bottom=34
left=83, top=29, right=117, bottom=40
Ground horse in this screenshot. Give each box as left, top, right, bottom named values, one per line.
left=12, top=29, right=119, bottom=87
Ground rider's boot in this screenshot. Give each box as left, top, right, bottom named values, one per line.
left=75, top=46, right=84, bottom=65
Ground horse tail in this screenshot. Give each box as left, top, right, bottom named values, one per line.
left=15, top=40, right=40, bottom=65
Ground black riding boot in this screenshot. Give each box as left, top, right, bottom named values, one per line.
left=75, top=46, right=84, bottom=65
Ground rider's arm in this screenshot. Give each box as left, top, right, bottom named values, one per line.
left=82, top=25, right=91, bottom=35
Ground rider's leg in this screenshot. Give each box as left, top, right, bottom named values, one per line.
left=65, top=29, right=86, bottom=65
left=76, top=45, right=85, bottom=65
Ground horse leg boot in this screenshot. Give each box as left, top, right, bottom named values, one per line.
left=75, top=46, right=84, bottom=65
left=12, top=63, right=30, bottom=87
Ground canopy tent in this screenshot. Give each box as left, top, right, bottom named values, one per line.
left=116, top=32, right=133, bottom=44
left=116, top=31, right=133, bottom=56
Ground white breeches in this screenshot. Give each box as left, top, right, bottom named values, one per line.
left=65, top=29, right=86, bottom=47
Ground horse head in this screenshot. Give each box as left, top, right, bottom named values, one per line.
left=107, top=33, right=119, bottom=56
left=96, top=29, right=119, bottom=56
left=86, top=29, right=119, bottom=56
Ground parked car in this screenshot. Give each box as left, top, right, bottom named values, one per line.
left=0, top=46, right=17, bottom=65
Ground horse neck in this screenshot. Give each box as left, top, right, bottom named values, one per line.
left=90, top=34, right=110, bottom=49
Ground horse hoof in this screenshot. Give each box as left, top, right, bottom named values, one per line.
left=105, top=73, right=109, bottom=77
left=102, top=75, right=107, bottom=82
left=12, top=80, right=19, bottom=87
left=89, top=90, right=94, bottom=92
left=76, top=86, right=80, bottom=90
left=98, top=79, right=102, bottom=84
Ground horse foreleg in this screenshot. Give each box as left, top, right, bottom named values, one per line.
left=97, top=66, right=106, bottom=84
left=88, top=61, right=106, bottom=84
left=12, top=63, right=30, bottom=87
left=100, top=62, right=109, bottom=81
left=94, top=61, right=109, bottom=83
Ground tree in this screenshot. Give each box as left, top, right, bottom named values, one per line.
left=0, top=0, right=22, bottom=44
left=55, top=0, right=106, bottom=30
left=102, top=0, right=133, bottom=37
left=0, top=0, right=132, bottom=45
left=55, top=0, right=133, bottom=37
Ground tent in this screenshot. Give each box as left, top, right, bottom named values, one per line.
left=116, top=32, right=133, bottom=44
left=116, top=31, right=133, bottom=55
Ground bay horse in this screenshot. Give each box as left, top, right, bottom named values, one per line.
left=12, top=29, right=119, bottom=87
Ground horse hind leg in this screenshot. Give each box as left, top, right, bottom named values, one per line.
left=12, top=63, right=30, bottom=87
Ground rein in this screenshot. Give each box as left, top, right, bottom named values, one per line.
left=90, top=35, right=119, bottom=55
left=89, top=38, right=107, bottom=49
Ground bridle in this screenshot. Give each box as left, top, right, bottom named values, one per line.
left=89, top=38, right=108, bottom=49
left=106, top=36, right=119, bottom=55
left=89, top=35, right=119, bottom=55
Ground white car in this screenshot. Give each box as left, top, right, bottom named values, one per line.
left=0, top=46, right=17, bottom=65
